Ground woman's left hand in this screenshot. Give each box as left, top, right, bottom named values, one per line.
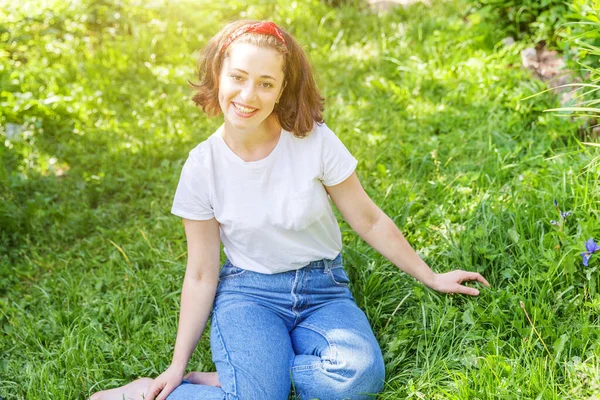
left=430, top=270, right=490, bottom=296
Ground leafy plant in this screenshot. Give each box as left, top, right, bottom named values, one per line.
left=469, top=0, right=570, bottom=44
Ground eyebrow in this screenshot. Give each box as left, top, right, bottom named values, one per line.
left=231, top=68, right=277, bottom=81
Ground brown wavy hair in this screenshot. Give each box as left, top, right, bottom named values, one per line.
left=189, top=20, right=324, bottom=138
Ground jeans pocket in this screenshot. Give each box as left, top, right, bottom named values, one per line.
left=328, top=266, right=350, bottom=286
left=219, top=264, right=247, bottom=280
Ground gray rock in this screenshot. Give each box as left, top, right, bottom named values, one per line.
left=502, top=37, right=515, bottom=47
left=521, top=48, right=538, bottom=69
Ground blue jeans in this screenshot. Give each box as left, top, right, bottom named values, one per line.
left=167, top=254, right=385, bottom=400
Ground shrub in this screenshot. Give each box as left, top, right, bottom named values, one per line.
left=469, top=0, right=570, bottom=44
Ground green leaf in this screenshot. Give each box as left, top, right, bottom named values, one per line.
left=508, top=228, right=520, bottom=244
left=553, top=334, right=568, bottom=365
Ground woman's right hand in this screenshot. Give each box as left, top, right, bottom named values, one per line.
left=145, top=364, right=186, bottom=400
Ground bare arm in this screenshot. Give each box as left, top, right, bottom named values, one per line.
left=326, top=172, right=489, bottom=295
left=147, top=217, right=221, bottom=400
left=171, top=217, right=221, bottom=368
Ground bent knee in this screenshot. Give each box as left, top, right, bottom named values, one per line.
left=311, top=349, right=385, bottom=398
left=294, top=354, right=385, bottom=400
left=363, top=353, right=386, bottom=393
left=341, top=352, right=385, bottom=394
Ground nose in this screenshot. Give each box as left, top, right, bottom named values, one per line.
left=240, top=82, right=257, bottom=103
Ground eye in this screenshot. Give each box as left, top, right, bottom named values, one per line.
left=260, top=82, right=274, bottom=88
left=229, top=74, right=243, bottom=81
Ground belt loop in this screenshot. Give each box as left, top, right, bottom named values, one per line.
left=323, top=258, right=332, bottom=273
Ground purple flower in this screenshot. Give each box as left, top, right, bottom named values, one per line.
left=550, top=220, right=559, bottom=226
left=560, top=211, right=572, bottom=219
left=554, top=199, right=559, bottom=207
left=586, top=238, right=599, bottom=253
left=580, top=238, right=599, bottom=266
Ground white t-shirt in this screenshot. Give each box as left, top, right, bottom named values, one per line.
left=170, top=122, right=358, bottom=274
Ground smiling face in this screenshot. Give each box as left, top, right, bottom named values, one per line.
left=218, top=42, right=286, bottom=134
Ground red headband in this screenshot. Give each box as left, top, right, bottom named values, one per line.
left=221, top=21, right=288, bottom=54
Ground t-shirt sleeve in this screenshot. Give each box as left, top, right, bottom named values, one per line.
left=320, top=124, right=358, bottom=186
left=170, top=155, right=214, bottom=220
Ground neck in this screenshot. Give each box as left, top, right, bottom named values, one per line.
left=221, top=114, right=282, bottom=161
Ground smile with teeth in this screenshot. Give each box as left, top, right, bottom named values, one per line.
left=233, top=103, right=258, bottom=114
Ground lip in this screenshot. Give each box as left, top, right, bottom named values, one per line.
left=231, top=102, right=259, bottom=118
left=233, top=101, right=257, bottom=109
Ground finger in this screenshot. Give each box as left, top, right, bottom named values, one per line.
left=454, top=284, right=480, bottom=296
left=145, top=382, right=161, bottom=400
left=144, top=386, right=153, bottom=400
left=145, top=389, right=155, bottom=400
left=156, top=385, right=174, bottom=400
left=461, top=272, right=490, bottom=287
left=476, top=273, right=491, bottom=287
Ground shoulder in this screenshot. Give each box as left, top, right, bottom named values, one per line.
left=310, top=122, right=351, bottom=150
left=313, top=122, right=345, bottom=144
left=287, top=121, right=336, bottom=146
left=186, top=130, right=220, bottom=170
left=309, top=121, right=333, bottom=138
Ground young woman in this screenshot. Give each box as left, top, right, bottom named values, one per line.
left=91, top=20, right=489, bottom=400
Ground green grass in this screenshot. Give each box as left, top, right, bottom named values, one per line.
left=1, top=0, right=600, bottom=398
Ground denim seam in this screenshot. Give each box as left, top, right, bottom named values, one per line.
left=328, top=266, right=349, bottom=287
left=294, top=322, right=338, bottom=366
left=212, top=312, right=238, bottom=397
left=291, top=269, right=301, bottom=321
left=323, top=258, right=332, bottom=273
left=291, top=362, right=323, bottom=372
left=219, top=265, right=248, bottom=280
left=219, top=270, right=247, bottom=280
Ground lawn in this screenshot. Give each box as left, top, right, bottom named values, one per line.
left=1, top=0, right=599, bottom=398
